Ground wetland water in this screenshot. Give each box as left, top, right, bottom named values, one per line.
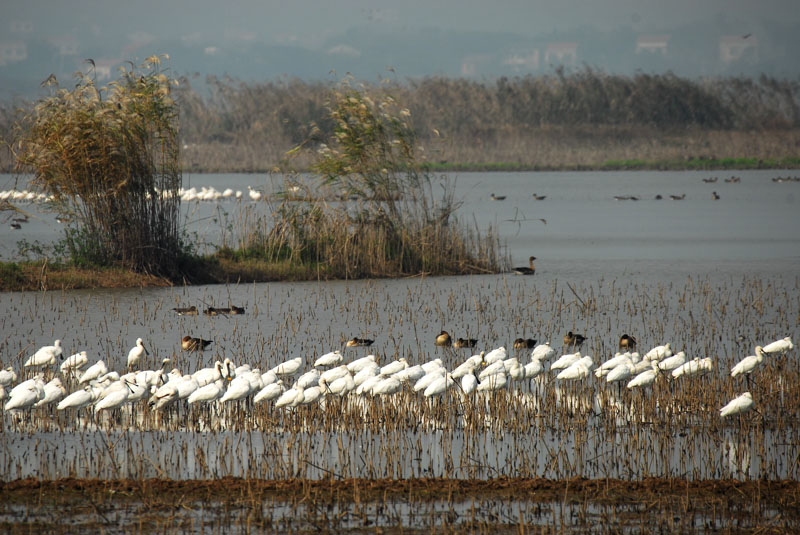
left=0, top=170, right=798, bottom=531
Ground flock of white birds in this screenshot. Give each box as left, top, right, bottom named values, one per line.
left=0, top=185, right=279, bottom=205
left=1, top=335, right=793, bottom=420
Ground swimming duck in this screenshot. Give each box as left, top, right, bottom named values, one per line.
left=453, top=337, right=478, bottom=349
left=181, top=336, right=213, bottom=351
left=618, top=334, right=637, bottom=352
left=173, top=305, right=198, bottom=316
left=512, top=256, right=536, bottom=275
left=490, top=193, right=506, bottom=201
left=563, top=331, right=586, bottom=349
left=513, top=338, right=537, bottom=349
left=434, top=331, right=452, bottom=347
left=346, top=337, right=374, bottom=347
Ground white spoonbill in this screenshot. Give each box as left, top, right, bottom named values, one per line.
left=476, top=372, right=507, bottom=391
left=658, top=351, right=686, bottom=372
left=34, top=378, right=66, bottom=407
left=731, top=346, right=766, bottom=378
left=557, top=356, right=594, bottom=380
left=372, top=376, right=402, bottom=396
left=720, top=392, right=754, bottom=418
left=95, top=379, right=133, bottom=411
left=644, top=343, right=672, bottom=362
left=4, top=380, right=44, bottom=411
left=461, top=373, right=478, bottom=394
left=762, top=337, right=794, bottom=355
left=79, top=360, right=108, bottom=384
left=346, top=354, right=377, bottom=373
left=483, top=347, right=507, bottom=365
left=379, top=358, right=408, bottom=376
left=57, top=384, right=101, bottom=410
left=531, top=343, right=556, bottom=362
left=254, top=380, right=285, bottom=404
left=627, top=362, right=660, bottom=389
left=424, top=374, right=456, bottom=398
left=60, top=351, right=88, bottom=374
left=550, top=352, right=581, bottom=371
left=220, top=376, right=253, bottom=403
left=296, top=369, right=321, bottom=389
left=127, top=338, right=149, bottom=369
left=275, top=384, right=304, bottom=408
left=187, top=380, right=225, bottom=405
left=314, top=350, right=343, bottom=367
left=271, top=357, right=303, bottom=376
left=24, top=340, right=63, bottom=367
left=0, top=367, right=17, bottom=386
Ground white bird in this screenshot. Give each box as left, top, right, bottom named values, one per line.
left=599, top=352, right=635, bottom=373
left=296, top=369, right=321, bottom=389
left=57, top=385, right=101, bottom=410
left=254, top=380, right=285, bottom=404
left=461, top=373, right=478, bottom=394
left=299, top=386, right=324, bottom=405
left=672, top=358, right=702, bottom=378
left=275, top=384, right=304, bottom=408
left=627, top=362, right=660, bottom=389
left=220, top=376, right=253, bottom=403
left=762, top=337, right=794, bottom=355
left=321, top=373, right=356, bottom=396
left=34, top=378, right=66, bottom=407
left=149, top=382, right=179, bottom=410
left=424, top=374, right=455, bottom=398
left=248, top=186, right=262, bottom=201
left=550, top=351, right=581, bottom=371
left=414, top=371, right=444, bottom=392
left=658, top=351, right=686, bottom=372
left=95, top=380, right=133, bottom=411
left=524, top=358, right=544, bottom=379
left=353, top=364, right=380, bottom=386
left=478, top=360, right=506, bottom=380
left=372, top=376, right=402, bottom=395
left=356, top=374, right=383, bottom=395
left=380, top=358, right=408, bottom=376
left=60, top=351, right=88, bottom=374
left=451, top=353, right=484, bottom=379
left=4, top=380, right=44, bottom=411
left=720, top=392, right=754, bottom=417
left=314, top=350, right=343, bottom=367
left=421, top=358, right=445, bottom=374
left=320, top=365, right=350, bottom=384
left=394, top=365, right=426, bottom=383
left=79, top=360, right=108, bottom=384
left=483, top=347, right=507, bottom=364
left=606, top=361, right=637, bottom=384
left=127, top=338, right=149, bottom=369
left=0, top=366, right=17, bottom=386
left=187, top=380, right=225, bottom=405
left=731, top=346, right=766, bottom=378
left=644, top=343, right=672, bottom=362
left=476, top=372, right=507, bottom=391
left=24, top=340, right=63, bottom=367
left=531, top=343, right=556, bottom=361
left=346, top=354, right=377, bottom=373
left=193, top=361, right=225, bottom=387
left=557, top=356, right=593, bottom=380
left=271, top=357, right=303, bottom=376
left=175, top=376, right=200, bottom=400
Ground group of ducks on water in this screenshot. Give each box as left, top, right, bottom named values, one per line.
left=172, top=305, right=246, bottom=316
left=0, top=330, right=793, bottom=419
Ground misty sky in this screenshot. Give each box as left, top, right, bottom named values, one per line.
left=6, top=0, right=799, bottom=50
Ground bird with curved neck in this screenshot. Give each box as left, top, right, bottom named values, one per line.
left=512, top=256, right=536, bottom=275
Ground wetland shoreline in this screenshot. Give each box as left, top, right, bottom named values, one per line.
left=2, top=477, right=797, bottom=534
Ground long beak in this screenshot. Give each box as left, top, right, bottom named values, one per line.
left=144, top=346, right=150, bottom=356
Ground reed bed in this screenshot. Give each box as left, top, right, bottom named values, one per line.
left=0, top=274, right=797, bottom=484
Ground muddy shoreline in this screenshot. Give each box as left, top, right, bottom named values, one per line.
left=2, top=477, right=797, bottom=534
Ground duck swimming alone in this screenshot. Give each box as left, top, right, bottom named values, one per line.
left=173, top=305, right=198, bottom=316
left=618, top=334, right=637, bottom=352
left=346, top=337, right=374, bottom=347
left=453, top=337, right=478, bottom=349
left=513, top=338, right=537, bottom=349
left=512, top=256, right=536, bottom=275
left=182, top=336, right=214, bottom=351
left=563, top=331, right=586, bottom=349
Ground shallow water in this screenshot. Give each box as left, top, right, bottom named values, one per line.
left=0, top=170, right=798, bottom=483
